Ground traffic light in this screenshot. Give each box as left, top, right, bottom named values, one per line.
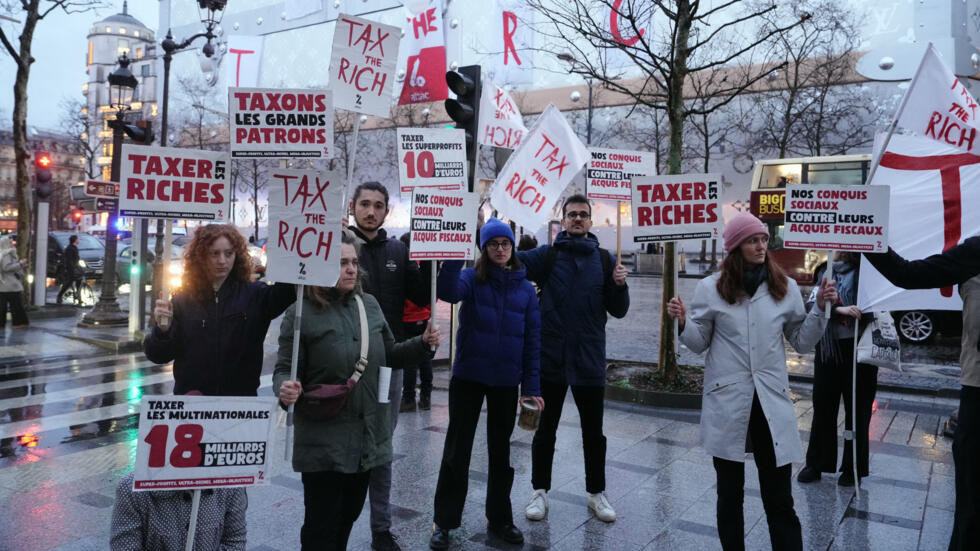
left=445, top=65, right=482, bottom=164
left=34, top=151, right=53, bottom=200
left=72, top=209, right=83, bottom=224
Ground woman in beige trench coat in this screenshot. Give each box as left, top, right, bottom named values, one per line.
left=668, top=213, right=837, bottom=551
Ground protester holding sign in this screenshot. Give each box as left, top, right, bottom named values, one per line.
left=347, top=181, right=431, bottom=551
left=144, top=224, right=295, bottom=396
left=110, top=472, right=247, bottom=550
left=429, top=218, right=542, bottom=549
left=666, top=212, right=837, bottom=550
left=798, top=253, right=877, bottom=488
left=863, top=236, right=980, bottom=551
left=518, top=194, right=629, bottom=524
left=274, top=230, right=440, bottom=551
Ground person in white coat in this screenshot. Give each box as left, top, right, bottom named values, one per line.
left=667, top=212, right=837, bottom=551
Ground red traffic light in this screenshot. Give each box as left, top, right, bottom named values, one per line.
left=35, top=153, right=52, bottom=168
left=72, top=210, right=83, bottom=221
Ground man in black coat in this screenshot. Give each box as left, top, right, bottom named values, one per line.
left=865, top=236, right=979, bottom=551
left=347, top=181, right=431, bottom=551
left=56, top=235, right=83, bottom=304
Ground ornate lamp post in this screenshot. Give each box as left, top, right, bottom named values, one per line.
left=81, top=53, right=151, bottom=326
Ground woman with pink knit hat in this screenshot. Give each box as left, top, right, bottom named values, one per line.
left=667, top=212, right=838, bottom=551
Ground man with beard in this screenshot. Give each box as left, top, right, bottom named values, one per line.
left=347, top=181, right=431, bottom=551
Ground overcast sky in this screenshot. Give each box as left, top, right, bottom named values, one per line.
left=0, top=0, right=158, bottom=131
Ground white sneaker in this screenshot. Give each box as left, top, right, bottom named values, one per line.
left=588, top=492, right=616, bottom=522
left=525, top=489, right=549, bottom=521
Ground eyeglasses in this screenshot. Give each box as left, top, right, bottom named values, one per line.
left=565, top=211, right=591, bottom=220
left=485, top=240, right=512, bottom=250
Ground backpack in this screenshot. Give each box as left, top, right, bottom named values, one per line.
left=536, top=245, right=613, bottom=300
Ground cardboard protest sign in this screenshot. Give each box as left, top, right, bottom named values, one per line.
left=586, top=147, right=656, bottom=201
left=119, top=144, right=231, bottom=221
left=266, top=169, right=344, bottom=286
left=782, top=184, right=889, bottom=252
left=489, top=104, right=589, bottom=231
left=133, top=395, right=276, bottom=491
left=330, top=14, right=400, bottom=117
left=229, top=87, right=334, bottom=158
left=398, top=0, right=448, bottom=105
left=478, top=81, right=527, bottom=150
left=630, top=173, right=723, bottom=242
left=396, top=127, right=467, bottom=195
left=409, top=189, right=478, bottom=260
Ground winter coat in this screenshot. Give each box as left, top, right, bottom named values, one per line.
left=865, top=236, right=980, bottom=387
left=62, top=243, right=83, bottom=280
left=680, top=272, right=827, bottom=466
left=144, top=278, right=296, bottom=396
left=437, top=260, right=541, bottom=396
left=0, top=249, right=24, bottom=293
left=273, top=293, right=433, bottom=474
left=517, top=231, right=629, bottom=386
left=350, top=227, right=431, bottom=340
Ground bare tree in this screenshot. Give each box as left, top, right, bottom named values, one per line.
left=527, top=0, right=807, bottom=378
left=171, top=75, right=226, bottom=150
left=236, top=158, right=274, bottom=242
left=59, top=97, right=102, bottom=179
left=0, top=0, right=108, bottom=275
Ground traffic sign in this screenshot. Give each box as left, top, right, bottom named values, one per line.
left=85, top=179, right=119, bottom=198
left=96, top=198, right=119, bottom=212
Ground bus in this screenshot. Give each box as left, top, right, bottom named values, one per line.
left=748, top=154, right=871, bottom=284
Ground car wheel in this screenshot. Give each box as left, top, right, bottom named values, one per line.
left=898, top=311, right=935, bottom=343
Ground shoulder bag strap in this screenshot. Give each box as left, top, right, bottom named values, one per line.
left=351, top=294, right=369, bottom=382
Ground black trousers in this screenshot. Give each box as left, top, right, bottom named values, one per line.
left=713, top=394, right=802, bottom=551
left=531, top=382, right=606, bottom=494
left=949, top=385, right=980, bottom=551
left=300, top=469, right=371, bottom=551
left=57, top=277, right=81, bottom=303
left=433, top=377, right=518, bottom=529
left=402, top=319, right=433, bottom=400
left=0, top=291, right=28, bottom=327
left=805, top=338, right=879, bottom=477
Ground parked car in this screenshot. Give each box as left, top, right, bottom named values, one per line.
left=115, top=243, right=185, bottom=291
left=11, top=231, right=105, bottom=281
left=893, top=309, right=963, bottom=343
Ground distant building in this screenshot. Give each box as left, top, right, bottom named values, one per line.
left=82, top=1, right=158, bottom=181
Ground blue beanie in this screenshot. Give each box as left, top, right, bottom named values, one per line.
left=479, top=217, right=515, bottom=250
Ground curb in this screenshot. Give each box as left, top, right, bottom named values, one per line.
left=44, top=330, right=144, bottom=353
left=787, top=372, right=960, bottom=399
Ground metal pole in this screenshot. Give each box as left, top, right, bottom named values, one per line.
left=586, top=79, right=593, bottom=146
left=32, top=201, right=49, bottom=307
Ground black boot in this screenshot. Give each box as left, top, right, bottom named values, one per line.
left=429, top=525, right=450, bottom=550
left=488, top=523, right=524, bottom=544
left=419, top=391, right=431, bottom=410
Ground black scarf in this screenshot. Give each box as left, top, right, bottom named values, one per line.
left=743, top=264, right=767, bottom=298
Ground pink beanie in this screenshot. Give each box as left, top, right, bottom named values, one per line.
left=723, top=212, right=769, bottom=253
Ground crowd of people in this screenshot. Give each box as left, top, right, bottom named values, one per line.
left=104, top=183, right=977, bottom=551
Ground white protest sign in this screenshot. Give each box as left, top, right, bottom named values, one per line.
left=396, top=127, right=467, bottom=195
left=267, top=169, right=344, bottom=286
left=229, top=87, right=334, bottom=159
left=119, top=144, right=231, bottom=221
left=330, top=14, right=400, bottom=117
left=478, top=81, right=527, bottom=150
left=489, top=104, right=589, bottom=231
left=587, top=147, right=657, bottom=201
left=488, top=0, right=534, bottom=86
left=630, top=173, right=723, bottom=242
left=409, top=189, right=478, bottom=260
left=783, top=184, right=890, bottom=252
left=226, top=35, right=263, bottom=88
left=133, top=395, right=276, bottom=491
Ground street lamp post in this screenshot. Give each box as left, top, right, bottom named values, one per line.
left=151, top=0, right=228, bottom=314
left=81, top=54, right=152, bottom=327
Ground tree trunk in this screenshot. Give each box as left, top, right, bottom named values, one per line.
left=12, top=2, right=41, bottom=303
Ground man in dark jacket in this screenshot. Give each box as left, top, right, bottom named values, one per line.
left=56, top=235, right=83, bottom=304
left=517, top=194, right=630, bottom=524
left=348, top=181, right=431, bottom=551
left=865, top=236, right=980, bottom=551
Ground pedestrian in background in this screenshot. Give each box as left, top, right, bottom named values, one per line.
left=667, top=212, right=836, bottom=551
left=398, top=232, right=433, bottom=412
left=56, top=234, right=83, bottom=305
left=0, top=236, right=28, bottom=329
left=275, top=231, right=439, bottom=551
left=518, top=194, right=630, bottom=524
left=863, top=236, right=980, bottom=551
left=798, top=252, right=877, bottom=487
left=145, top=224, right=295, bottom=396
left=429, top=218, right=543, bottom=549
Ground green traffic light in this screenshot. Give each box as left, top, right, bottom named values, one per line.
left=130, top=265, right=140, bottom=275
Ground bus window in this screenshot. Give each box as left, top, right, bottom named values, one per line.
left=759, top=163, right=802, bottom=189
left=806, top=161, right=865, bottom=187
left=766, top=222, right=785, bottom=250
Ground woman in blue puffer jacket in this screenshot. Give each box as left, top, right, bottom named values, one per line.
left=428, top=218, right=542, bottom=550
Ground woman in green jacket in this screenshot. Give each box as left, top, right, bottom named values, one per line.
left=275, top=230, right=440, bottom=551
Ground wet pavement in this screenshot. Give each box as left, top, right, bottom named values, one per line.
left=0, top=273, right=964, bottom=550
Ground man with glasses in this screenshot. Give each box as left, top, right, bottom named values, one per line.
left=516, top=194, right=630, bottom=523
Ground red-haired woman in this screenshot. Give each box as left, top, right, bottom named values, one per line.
left=667, top=213, right=837, bottom=551
left=145, top=224, right=295, bottom=396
